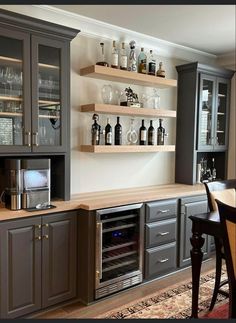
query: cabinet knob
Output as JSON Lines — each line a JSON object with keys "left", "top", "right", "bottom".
{"left": 43, "top": 234, "right": 49, "bottom": 239}
{"left": 35, "top": 224, "right": 41, "bottom": 229}
{"left": 35, "top": 236, "right": 41, "bottom": 240}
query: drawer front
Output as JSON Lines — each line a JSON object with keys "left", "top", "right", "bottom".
{"left": 146, "top": 218, "right": 176, "bottom": 248}
{"left": 146, "top": 199, "right": 177, "bottom": 223}
{"left": 145, "top": 242, "right": 176, "bottom": 279}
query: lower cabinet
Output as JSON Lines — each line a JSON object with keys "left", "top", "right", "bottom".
{"left": 178, "top": 195, "right": 209, "bottom": 267}
{"left": 0, "top": 211, "right": 77, "bottom": 318}
{"left": 145, "top": 199, "right": 177, "bottom": 280}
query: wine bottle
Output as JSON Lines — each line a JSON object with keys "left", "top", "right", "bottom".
{"left": 156, "top": 62, "right": 165, "bottom": 78}
{"left": 148, "top": 120, "right": 155, "bottom": 145}
{"left": 111, "top": 40, "right": 118, "bottom": 69}
{"left": 212, "top": 158, "right": 217, "bottom": 181}
{"left": 148, "top": 50, "right": 156, "bottom": 75}
{"left": 139, "top": 119, "right": 147, "bottom": 145}
{"left": 105, "top": 118, "right": 112, "bottom": 145}
{"left": 115, "top": 116, "right": 122, "bottom": 145}
{"left": 120, "top": 42, "right": 128, "bottom": 70}
{"left": 157, "top": 118, "right": 165, "bottom": 145}
{"left": 96, "top": 42, "right": 109, "bottom": 67}
{"left": 91, "top": 113, "right": 101, "bottom": 145}
{"left": 138, "top": 47, "right": 147, "bottom": 74}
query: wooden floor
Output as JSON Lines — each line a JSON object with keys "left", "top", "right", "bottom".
{"left": 31, "top": 257, "right": 216, "bottom": 319}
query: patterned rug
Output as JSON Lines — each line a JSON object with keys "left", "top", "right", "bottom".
{"left": 98, "top": 269, "right": 229, "bottom": 319}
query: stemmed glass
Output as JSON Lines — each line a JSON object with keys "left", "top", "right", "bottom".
{"left": 126, "top": 119, "right": 138, "bottom": 145}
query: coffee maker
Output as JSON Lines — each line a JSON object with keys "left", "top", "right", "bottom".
{"left": 4, "top": 159, "right": 22, "bottom": 210}
{"left": 21, "top": 159, "right": 51, "bottom": 209}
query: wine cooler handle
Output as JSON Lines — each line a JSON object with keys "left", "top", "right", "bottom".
{"left": 96, "top": 221, "right": 103, "bottom": 287}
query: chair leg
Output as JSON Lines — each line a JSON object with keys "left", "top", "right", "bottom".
{"left": 209, "top": 238, "right": 223, "bottom": 311}
{"left": 229, "top": 290, "right": 236, "bottom": 318}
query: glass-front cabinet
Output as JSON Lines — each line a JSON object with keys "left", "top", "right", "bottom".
{"left": 198, "top": 73, "right": 229, "bottom": 151}
{"left": 0, "top": 27, "right": 67, "bottom": 153}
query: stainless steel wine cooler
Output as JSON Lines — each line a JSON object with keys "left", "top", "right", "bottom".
{"left": 95, "top": 203, "right": 144, "bottom": 299}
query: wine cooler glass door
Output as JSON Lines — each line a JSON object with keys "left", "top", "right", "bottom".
{"left": 31, "top": 36, "right": 68, "bottom": 152}
{"left": 0, "top": 28, "right": 31, "bottom": 153}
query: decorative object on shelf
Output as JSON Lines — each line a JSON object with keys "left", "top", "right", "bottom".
{"left": 126, "top": 118, "right": 138, "bottom": 145}
{"left": 120, "top": 87, "right": 140, "bottom": 108}
{"left": 156, "top": 62, "right": 166, "bottom": 78}
{"left": 101, "top": 84, "right": 113, "bottom": 104}
{"left": 48, "top": 106, "right": 60, "bottom": 130}
{"left": 128, "top": 40, "right": 137, "bottom": 72}
{"left": 147, "top": 88, "right": 160, "bottom": 109}
{"left": 138, "top": 47, "right": 147, "bottom": 74}
{"left": 111, "top": 40, "right": 118, "bottom": 69}
{"left": 96, "top": 42, "right": 109, "bottom": 67}
{"left": 91, "top": 113, "right": 101, "bottom": 145}
{"left": 120, "top": 42, "right": 128, "bottom": 70}
{"left": 148, "top": 50, "right": 156, "bottom": 76}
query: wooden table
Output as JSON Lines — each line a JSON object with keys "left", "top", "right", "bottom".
{"left": 189, "top": 211, "right": 221, "bottom": 318}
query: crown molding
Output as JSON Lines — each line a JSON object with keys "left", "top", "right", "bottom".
{"left": 217, "top": 51, "right": 236, "bottom": 71}
{"left": 0, "top": 4, "right": 217, "bottom": 64}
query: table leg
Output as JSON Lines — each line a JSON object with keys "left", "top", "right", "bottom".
{"left": 190, "top": 225, "right": 205, "bottom": 318}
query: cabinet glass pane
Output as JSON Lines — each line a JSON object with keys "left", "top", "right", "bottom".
{"left": 38, "top": 45, "right": 61, "bottom": 146}
{"left": 216, "top": 82, "right": 227, "bottom": 146}
{"left": 200, "top": 79, "right": 213, "bottom": 147}
{"left": 0, "top": 35, "right": 23, "bottom": 146}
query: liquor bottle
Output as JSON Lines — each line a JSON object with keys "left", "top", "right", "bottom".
{"left": 212, "top": 158, "right": 217, "bottom": 181}
{"left": 91, "top": 113, "right": 101, "bottom": 145}
{"left": 148, "top": 120, "right": 155, "bottom": 145}
{"left": 157, "top": 118, "right": 165, "bottom": 145}
{"left": 148, "top": 50, "right": 156, "bottom": 75}
{"left": 105, "top": 118, "right": 112, "bottom": 145}
{"left": 138, "top": 47, "right": 147, "bottom": 74}
{"left": 139, "top": 119, "right": 147, "bottom": 145}
{"left": 111, "top": 40, "right": 118, "bottom": 69}
{"left": 128, "top": 40, "right": 137, "bottom": 72}
{"left": 115, "top": 116, "right": 122, "bottom": 145}
{"left": 120, "top": 42, "right": 128, "bottom": 70}
{"left": 96, "top": 42, "right": 109, "bottom": 67}
{"left": 156, "top": 62, "right": 165, "bottom": 78}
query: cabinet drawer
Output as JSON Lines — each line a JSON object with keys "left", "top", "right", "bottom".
{"left": 146, "top": 199, "right": 177, "bottom": 222}
{"left": 145, "top": 243, "right": 176, "bottom": 279}
{"left": 146, "top": 218, "right": 176, "bottom": 248}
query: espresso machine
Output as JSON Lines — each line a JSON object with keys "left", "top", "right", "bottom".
{"left": 4, "top": 159, "right": 22, "bottom": 210}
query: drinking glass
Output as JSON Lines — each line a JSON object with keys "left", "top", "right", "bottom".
{"left": 5, "top": 67, "right": 15, "bottom": 96}
{"left": 126, "top": 119, "right": 138, "bottom": 145}
{"left": 101, "top": 84, "right": 113, "bottom": 104}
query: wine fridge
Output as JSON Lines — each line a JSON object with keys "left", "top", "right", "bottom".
{"left": 95, "top": 203, "right": 144, "bottom": 299}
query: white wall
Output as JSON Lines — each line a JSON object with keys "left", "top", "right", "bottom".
{"left": 2, "top": 5, "right": 233, "bottom": 195}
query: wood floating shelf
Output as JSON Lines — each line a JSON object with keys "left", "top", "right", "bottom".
{"left": 80, "top": 145, "right": 175, "bottom": 153}
{"left": 80, "top": 104, "right": 176, "bottom": 118}
{"left": 80, "top": 65, "right": 177, "bottom": 89}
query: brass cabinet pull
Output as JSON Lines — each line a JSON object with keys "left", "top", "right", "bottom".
{"left": 157, "top": 258, "right": 169, "bottom": 263}
{"left": 43, "top": 234, "right": 49, "bottom": 239}
{"left": 35, "top": 224, "right": 41, "bottom": 229}
{"left": 25, "top": 131, "right": 31, "bottom": 147}
{"left": 157, "top": 231, "right": 169, "bottom": 236}
{"left": 33, "top": 132, "right": 39, "bottom": 146}
{"left": 158, "top": 209, "right": 169, "bottom": 214}
{"left": 35, "top": 236, "right": 41, "bottom": 240}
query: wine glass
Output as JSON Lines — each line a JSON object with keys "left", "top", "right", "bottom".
{"left": 126, "top": 119, "right": 138, "bottom": 145}
{"left": 5, "top": 67, "right": 15, "bottom": 96}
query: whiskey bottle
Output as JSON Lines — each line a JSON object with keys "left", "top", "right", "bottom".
{"left": 120, "top": 42, "right": 128, "bottom": 70}
{"left": 96, "top": 42, "right": 109, "bottom": 67}
{"left": 105, "top": 118, "right": 112, "bottom": 145}
{"left": 91, "top": 113, "right": 101, "bottom": 145}
{"left": 115, "top": 116, "right": 122, "bottom": 145}
{"left": 139, "top": 119, "right": 147, "bottom": 145}
{"left": 128, "top": 40, "right": 137, "bottom": 72}
{"left": 148, "top": 50, "right": 156, "bottom": 75}
{"left": 111, "top": 40, "right": 118, "bottom": 69}
{"left": 138, "top": 47, "right": 147, "bottom": 74}
{"left": 148, "top": 120, "right": 155, "bottom": 145}
{"left": 157, "top": 119, "right": 165, "bottom": 145}
{"left": 156, "top": 62, "right": 165, "bottom": 78}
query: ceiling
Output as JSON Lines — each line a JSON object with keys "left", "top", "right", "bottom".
{"left": 53, "top": 5, "right": 236, "bottom": 56}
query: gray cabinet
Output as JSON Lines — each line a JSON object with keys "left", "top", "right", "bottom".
{"left": 0, "top": 211, "right": 77, "bottom": 318}
{"left": 175, "top": 62, "right": 234, "bottom": 185}
{"left": 179, "top": 195, "right": 209, "bottom": 267}
{"left": 145, "top": 199, "right": 177, "bottom": 280}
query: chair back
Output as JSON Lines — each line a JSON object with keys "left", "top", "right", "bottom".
{"left": 204, "top": 179, "right": 236, "bottom": 212}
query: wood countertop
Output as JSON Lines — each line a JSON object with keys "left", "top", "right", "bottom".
{"left": 0, "top": 183, "right": 206, "bottom": 222}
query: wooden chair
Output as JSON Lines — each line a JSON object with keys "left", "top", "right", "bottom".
{"left": 204, "top": 179, "right": 236, "bottom": 310}
{"left": 216, "top": 199, "right": 236, "bottom": 318}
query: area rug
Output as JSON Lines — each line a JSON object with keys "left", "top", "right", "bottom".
{"left": 97, "top": 269, "right": 229, "bottom": 319}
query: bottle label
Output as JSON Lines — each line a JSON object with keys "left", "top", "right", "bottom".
{"left": 141, "top": 130, "right": 147, "bottom": 141}
{"left": 120, "top": 56, "right": 128, "bottom": 68}
{"left": 112, "top": 54, "right": 118, "bottom": 67}
{"left": 106, "top": 132, "right": 112, "bottom": 144}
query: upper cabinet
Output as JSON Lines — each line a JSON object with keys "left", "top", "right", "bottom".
{"left": 175, "top": 62, "right": 234, "bottom": 185}
{"left": 0, "top": 9, "right": 79, "bottom": 154}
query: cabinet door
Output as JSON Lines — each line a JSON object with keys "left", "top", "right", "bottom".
{"left": 0, "top": 26, "right": 31, "bottom": 153}
{"left": 0, "top": 217, "right": 41, "bottom": 318}
{"left": 197, "top": 74, "right": 216, "bottom": 151}
{"left": 31, "top": 35, "right": 69, "bottom": 153}
{"left": 42, "top": 211, "right": 77, "bottom": 308}
{"left": 179, "top": 197, "right": 210, "bottom": 267}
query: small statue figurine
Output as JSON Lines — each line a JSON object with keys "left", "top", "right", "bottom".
{"left": 128, "top": 40, "right": 137, "bottom": 72}
{"left": 120, "top": 87, "right": 140, "bottom": 108}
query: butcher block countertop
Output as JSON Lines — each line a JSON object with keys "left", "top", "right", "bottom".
{"left": 0, "top": 183, "right": 206, "bottom": 222}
